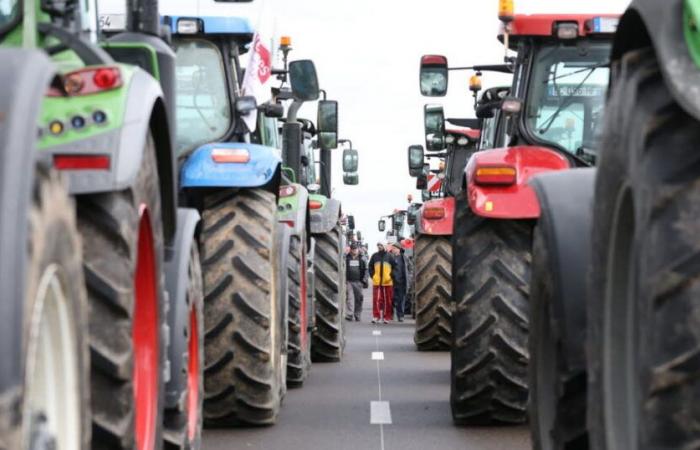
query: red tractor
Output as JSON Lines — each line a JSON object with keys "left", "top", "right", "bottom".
{"left": 407, "top": 120, "right": 480, "bottom": 351}
{"left": 420, "top": 5, "right": 618, "bottom": 424}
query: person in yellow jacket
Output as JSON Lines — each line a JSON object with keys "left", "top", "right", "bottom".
{"left": 368, "top": 242, "right": 397, "bottom": 323}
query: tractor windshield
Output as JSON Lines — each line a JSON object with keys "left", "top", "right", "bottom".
{"left": 173, "top": 38, "right": 232, "bottom": 155}
{"left": 0, "top": 0, "right": 19, "bottom": 31}
{"left": 525, "top": 42, "right": 610, "bottom": 157}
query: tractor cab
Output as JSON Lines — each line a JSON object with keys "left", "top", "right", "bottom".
{"left": 165, "top": 15, "right": 257, "bottom": 156}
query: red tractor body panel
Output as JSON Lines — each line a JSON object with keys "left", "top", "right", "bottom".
{"left": 419, "top": 197, "right": 455, "bottom": 236}
{"left": 465, "top": 146, "right": 570, "bottom": 219}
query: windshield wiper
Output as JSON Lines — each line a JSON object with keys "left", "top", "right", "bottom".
{"left": 544, "top": 61, "right": 609, "bottom": 84}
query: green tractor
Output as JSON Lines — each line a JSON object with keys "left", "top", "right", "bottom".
{"left": 528, "top": 0, "right": 700, "bottom": 448}
{"left": 0, "top": 0, "right": 209, "bottom": 449}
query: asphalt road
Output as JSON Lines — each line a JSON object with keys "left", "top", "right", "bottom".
{"left": 203, "top": 290, "right": 531, "bottom": 450}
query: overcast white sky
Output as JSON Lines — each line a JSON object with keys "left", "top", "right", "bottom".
{"left": 261, "top": 0, "right": 632, "bottom": 246}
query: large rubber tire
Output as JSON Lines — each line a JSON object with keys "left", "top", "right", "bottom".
{"left": 3, "top": 168, "right": 91, "bottom": 450}
{"left": 450, "top": 195, "right": 532, "bottom": 425}
{"left": 287, "top": 233, "right": 312, "bottom": 387}
{"left": 77, "top": 135, "right": 168, "bottom": 450}
{"left": 164, "top": 242, "right": 204, "bottom": 450}
{"left": 311, "top": 224, "right": 346, "bottom": 363}
{"left": 199, "top": 188, "right": 282, "bottom": 426}
{"left": 413, "top": 234, "right": 452, "bottom": 351}
{"left": 588, "top": 48, "right": 700, "bottom": 450}
{"left": 529, "top": 223, "right": 586, "bottom": 450}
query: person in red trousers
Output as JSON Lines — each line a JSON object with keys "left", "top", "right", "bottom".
{"left": 368, "top": 242, "right": 397, "bottom": 323}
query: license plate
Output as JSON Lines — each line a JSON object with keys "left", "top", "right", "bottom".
{"left": 591, "top": 17, "right": 619, "bottom": 34}
{"left": 99, "top": 14, "right": 126, "bottom": 32}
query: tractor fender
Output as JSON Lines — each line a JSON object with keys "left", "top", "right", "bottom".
{"left": 310, "top": 197, "right": 341, "bottom": 235}
{"left": 42, "top": 68, "right": 178, "bottom": 241}
{"left": 530, "top": 168, "right": 596, "bottom": 371}
{"left": 0, "top": 49, "right": 56, "bottom": 398}
{"left": 180, "top": 142, "right": 282, "bottom": 189}
{"left": 465, "top": 145, "right": 570, "bottom": 219}
{"left": 278, "top": 183, "right": 310, "bottom": 238}
{"left": 613, "top": 0, "right": 700, "bottom": 122}
{"left": 163, "top": 207, "right": 201, "bottom": 409}
{"left": 417, "top": 197, "right": 455, "bottom": 236}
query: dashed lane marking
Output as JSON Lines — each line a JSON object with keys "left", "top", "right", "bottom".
{"left": 372, "top": 330, "right": 381, "bottom": 336}
{"left": 372, "top": 351, "right": 384, "bottom": 361}
{"left": 370, "top": 401, "right": 392, "bottom": 425}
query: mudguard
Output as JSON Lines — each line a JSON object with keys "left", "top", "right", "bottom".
{"left": 180, "top": 142, "right": 281, "bottom": 189}
{"left": 163, "top": 208, "right": 201, "bottom": 408}
{"left": 465, "top": 146, "right": 570, "bottom": 219}
{"left": 416, "top": 197, "right": 455, "bottom": 236}
{"left": 278, "top": 183, "right": 310, "bottom": 238}
{"left": 0, "top": 49, "right": 55, "bottom": 398}
{"left": 530, "top": 168, "right": 596, "bottom": 370}
{"left": 39, "top": 68, "right": 178, "bottom": 240}
{"left": 310, "top": 196, "right": 341, "bottom": 235}
{"left": 613, "top": 0, "right": 700, "bottom": 122}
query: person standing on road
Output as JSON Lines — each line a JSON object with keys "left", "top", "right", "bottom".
{"left": 369, "top": 243, "right": 396, "bottom": 324}
{"left": 345, "top": 243, "right": 368, "bottom": 322}
{"left": 390, "top": 242, "right": 410, "bottom": 322}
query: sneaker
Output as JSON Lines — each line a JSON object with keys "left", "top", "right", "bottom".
{"left": 371, "top": 318, "right": 377, "bottom": 324}
{"left": 398, "top": 318, "right": 404, "bottom": 322}
{"left": 383, "top": 319, "right": 389, "bottom": 324}
{"left": 345, "top": 316, "right": 353, "bottom": 322}
{"left": 355, "top": 317, "right": 361, "bottom": 322}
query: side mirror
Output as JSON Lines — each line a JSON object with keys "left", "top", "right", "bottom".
{"left": 289, "top": 60, "right": 320, "bottom": 101}
{"left": 408, "top": 145, "right": 424, "bottom": 177}
{"left": 342, "top": 148, "right": 359, "bottom": 172}
{"left": 343, "top": 172, "right": 359, "bottom": 185}
{"left": 235, "top": 95, "right": 258, "bottom": 115}
{"left": 317, "top": 100, "right": 338, "bottom": 150}
{"left": 420, "top": 55, "right": 448, "bottom": 97}
{"left": 348, "top": 215, "right": 356, "bottom": 230}
{"left": 378, "top": 220, "right": 386, "bottom": 232}
{"left": 260, "top": 102, "right": 284, "bottom": 118}
{"left": 424, "top": 104, "right": 446, "bottom": 151}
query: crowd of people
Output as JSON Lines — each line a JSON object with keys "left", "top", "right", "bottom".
{"left": 344, "top": 241, "right": 413, "bottom": 324}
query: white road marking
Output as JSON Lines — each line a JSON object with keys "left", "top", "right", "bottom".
{"left": 372, "top": 351, "right": 384, "bottom": 361}
{"left": 372, "top": 330, "right": 381, "bottom": 336}
{"left": 370, "top": 401, "right": 392, "bottom": 424}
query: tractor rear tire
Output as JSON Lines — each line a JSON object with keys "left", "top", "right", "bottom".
{"left": 77, "top": 135, "right": 168, "bottom": 450}
{"left": 200, "top": 188, "right": 282, "bottom": 426}
{"left": 164, "top": 242, "right": 204, "bottom": 450}
{"left": 413, "top": 234, "right": 452, "bottom": 351}
{"left": 588, "top": 48, "right": 700, "bottom": 450}
{"left": 529, "top": 223, "right": 587, "bottom": 450}
{"left": 450, "top": 195, "right": 531, "bottom": 425}
{"left": 287, "top": 233, "right": 312, "bottom": 387}
{"left": 311, "top": 224, "right": 346, "bottom": 363}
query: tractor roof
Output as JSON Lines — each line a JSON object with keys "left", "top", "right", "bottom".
{"left": 167, "top": 15, "right": 254, "bottom": 41}
{"left": 498, "top": 14, "right": 620, "bottom": 47}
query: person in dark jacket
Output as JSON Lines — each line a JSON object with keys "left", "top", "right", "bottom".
{"left": 369, "top": 243, "right": 396, "bottom": 323}
{"left": 345, "top": 243, "right": 368, "bottom": 321}
{"left": 390, "top": 242, "right": 410, "bottom": 321}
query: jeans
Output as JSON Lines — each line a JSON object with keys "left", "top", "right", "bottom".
{"left": 346, "top": 280, "right": 364, "bottom": 319}
{"left": 393, "top": 283, "right": 406, "bottom": 319}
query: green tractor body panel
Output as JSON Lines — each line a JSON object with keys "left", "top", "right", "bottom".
{"left": 309, "top": 194, "right": 341, "bottom": 235}
{"left": 684, "top": 0, "right": 700, "bottom": 66}
{"left": 38, "top": 63, "right": 133, "bottom": 150}
{"left": 101, "top": 42, "right": 162, "bottom": 80}
{"left": 278, "top": 183, "right": 310, "bottom": 237}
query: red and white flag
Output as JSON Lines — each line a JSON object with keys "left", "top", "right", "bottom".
{"left": 241, "top": 32, "right": 273, "bottom": 132}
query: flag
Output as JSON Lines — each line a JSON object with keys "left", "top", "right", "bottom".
{"left": 241, "top": 32, "right": 273, "bottom": 132}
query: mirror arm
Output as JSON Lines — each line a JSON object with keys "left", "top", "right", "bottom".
{"left": 287, "top": 99, "right": 304, "bottom": 123}
{"left": 319, "top": 89, "right": 327, "bottom": 100}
